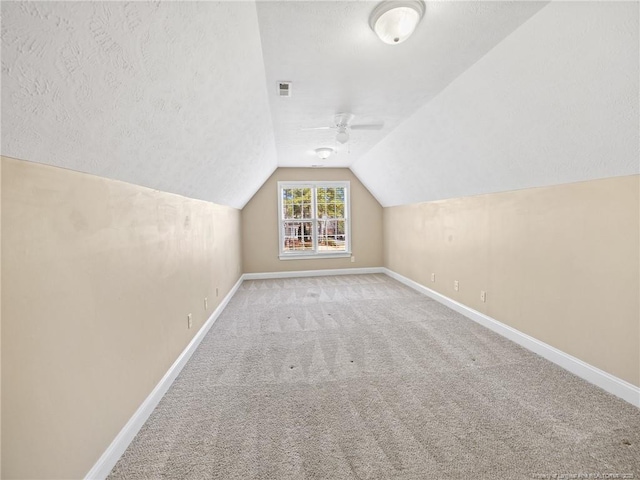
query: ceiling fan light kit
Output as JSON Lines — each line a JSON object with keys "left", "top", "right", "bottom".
{"left": 336, "top": 129, "right": 350, "bottom": 144}
{"left": 370, "top": 0, "right": 426, "bottom": 45}
{"left": 315, "top": 147, "right": 335, "bottom": 159}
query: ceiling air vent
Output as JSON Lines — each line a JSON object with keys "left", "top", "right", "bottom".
{"left": 277, "top": 81, "right": 292, "bottom": 97}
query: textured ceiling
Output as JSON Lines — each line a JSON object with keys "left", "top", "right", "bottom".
{"left": 1, "top": 1, "right": 638, "bottom": 208}
{"left": 351, "top": 1, "right": 639, "bottom": 206}
{"left": 1, "top": 1, "right": 277, "bottom": 209}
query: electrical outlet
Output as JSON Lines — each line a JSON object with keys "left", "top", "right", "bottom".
{"left": 431, "top": 273, "right": 435, "bottom": 282}
{"left": 351, "top": 255, "right": 356, "bottom": 263}
{"left": 454, "top": 280, "right": 459, "bottom": 291}
{"left": 481, "top": 291, "right": 486, "bottom": 302}
{"left": 204, "top": 297, "right": 208, "bottom": 310}
{"left": 187, "top": 313, "right": 192, "bottom": 329}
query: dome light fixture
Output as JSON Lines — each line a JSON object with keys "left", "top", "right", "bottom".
{"left": 315, "top": 147, "right": 335, "bottom": 159}
{"left": 369, "top": 0, "right": 425, "bottom": 45}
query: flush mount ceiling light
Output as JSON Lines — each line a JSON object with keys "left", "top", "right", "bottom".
{"left": 315, "top": 147, "right": 335, "bottom": 159}
{"left": 369, "top": 0, "right": 425, "bottom": 45}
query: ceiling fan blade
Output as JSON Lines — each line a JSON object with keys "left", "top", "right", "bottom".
{"left": 350, "top": 123, "right": 384, "bottom": 130}
{"left": 301, "top": 126, "right": 334, "bottom": 131}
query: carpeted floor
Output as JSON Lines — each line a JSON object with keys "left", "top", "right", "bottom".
{"left": 108, "top": 274, "right": 640, "bottom": 479}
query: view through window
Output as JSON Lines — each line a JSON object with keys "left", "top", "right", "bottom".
{"left": 278, "top": 181, "right": 350, "bottom": 257}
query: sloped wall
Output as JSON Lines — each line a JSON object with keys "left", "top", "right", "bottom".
{"left": 1, "top": 156, "right": 242, "bottom": 479}
{"left": 242, "top": 168, "right": 383, "bottom": 273}
{"left": 1, "top": 1, "right": 277, "bottom": 209}
{"left": 0, "top": 156, "right": 2, "bottom": 477}
{"left": 352, "top": 1, "right": 638, "bottom": 207}
{"left": 384, "top": 175, "right": 640, "bottom": 387}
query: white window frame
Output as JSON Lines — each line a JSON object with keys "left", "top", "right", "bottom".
{"left": 278, "top": 181, "right": 351, "bottom": 260}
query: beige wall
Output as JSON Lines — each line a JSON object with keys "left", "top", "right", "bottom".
{"left": 2, "top": 155, "right": 636, "bottom": 478}
{"left": 384, "top": 175, "right": 640, "bottom": 387}
{"left": 0, "top": 157, "right": 2, "bottom": 478}
{"left": 1, "top": 156, "right": 242, "bottom": 479}
{"left": 242, "top": 168, "right": 383, "bottom": 273}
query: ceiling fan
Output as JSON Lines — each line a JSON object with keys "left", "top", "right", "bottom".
{"left": 303, "top": 113, "right": 384, "bottom": 144}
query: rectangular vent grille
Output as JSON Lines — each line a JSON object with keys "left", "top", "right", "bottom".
{"left": 278, "top": 81, "right": 292, "bottom": 97}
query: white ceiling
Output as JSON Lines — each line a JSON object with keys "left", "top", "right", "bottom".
{"left": 1, "top": 1, "right": 638, "bottom": 208}
{"left": 352, "top": 0, "right": 640, "bottom": 206}
{"left": 1, "top": 1, "right": 277, "bottom": 209}
{"left": 256, "top": 0, "right": 547, "bottom": 167}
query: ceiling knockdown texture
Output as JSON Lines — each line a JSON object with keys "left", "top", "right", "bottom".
{"left": 1, "top": 1, "right": 277, "bottom": 209}
{"left": 1, "top": 1, "right": 638, "bottom": 208}
{"left": 352, "top": 1, "right": 639, "bottom": 206}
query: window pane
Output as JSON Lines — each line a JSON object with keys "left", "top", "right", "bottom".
{"left": 283, "top": 204, "right": 294, "bottom": 218}
{"left": 302, "top": 203, "right": 312, "bottom": 219}
{"left": 283, "top": 221, "right": 313, "bottom": 252}
{"left": 327, "top": 203, "right": 336, "bottom": 218}
{"left": 317, "top": 188, "right": 343, "bottom": 219}
{"left": 317, "top": 219, "right": 346, "bottom": 252}
{"left": 284, "top": 188, "right": 311, "bottom": 204}
{"left": 317, "top": 187, "right": 344, "bottom": 220}
{"left": 317, "top": 200, "right": 325, "bottom": 217}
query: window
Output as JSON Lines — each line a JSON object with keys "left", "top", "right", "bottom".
{"left": 278, "top": 181, "right": 351, "bottom": 259}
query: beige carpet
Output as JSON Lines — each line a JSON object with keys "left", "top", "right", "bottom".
{"left": 109, "top": 274, "right": 640, "bottom": 479}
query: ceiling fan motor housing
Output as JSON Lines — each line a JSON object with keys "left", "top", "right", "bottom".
{"left": 335, "top": 113, "right": 355, "bottom": 128}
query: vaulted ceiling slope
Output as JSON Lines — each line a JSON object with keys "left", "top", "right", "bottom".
{"left": 255, "top": 0, "right": 548, "bottom": 169}
{"left": 1, "top": 1, "right": 551, "bottom": 209}
{"left": 1, "top": 1, "right": 277, "bottom": 209}
{"left": 2, "top": 2, "right": 637, "bottom": 209}
{"left": 352, "top": 1, "right": 639, "bottom": 207}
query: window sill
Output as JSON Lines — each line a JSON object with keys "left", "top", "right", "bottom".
{"left": 279, "top": 252, "right": 352, "bottom": 261}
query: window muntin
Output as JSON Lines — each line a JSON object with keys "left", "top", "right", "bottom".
{"left": 278, "top": 181, "right": 350, "bottom": 258}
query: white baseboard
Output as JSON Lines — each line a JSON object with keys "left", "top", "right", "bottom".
{"left": 243, "top": 267, "right": 384, "bottom": 280}
{"left": 84, "top": 276, "right": 244, "bottom": 480}
{"left": 382, "top": 268, "right": 640, "bottom": 408}
{"left": 86, "top": 266, "right": 639, "bottom": 479}
{"left": 84, "top": 268, "right": 381, "bottom": 478}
